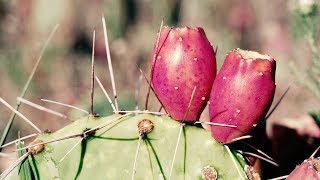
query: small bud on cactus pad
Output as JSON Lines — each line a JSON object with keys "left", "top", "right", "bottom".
{"left": 9, "top": 114, "right": 248, "bottom": 179}
{"left": 151, "top": 26, "right": 216, "bottom": 122}
{"left": 209, "top": 48, "right": 276, "bottom": 143}
{"left": 287, "top": 157, "right": 320, "bottom": 180}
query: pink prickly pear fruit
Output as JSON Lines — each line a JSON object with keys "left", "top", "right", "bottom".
{"left": 209, "top": 48, "right": 276, "bottom": 143}
{"left": 151, "top": 26, "right": 216, "bottom": 122}
{"left": 287, "top": 157, "right": 320, "bottom": 180}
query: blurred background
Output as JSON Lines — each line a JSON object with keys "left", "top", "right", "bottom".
{"left": 0, "top": 0, "right": 319, "bottom": 178}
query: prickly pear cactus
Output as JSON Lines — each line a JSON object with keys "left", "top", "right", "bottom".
{"left": 8, "top": 113, "right": 248, "bottom": 180}
{"left": 0, "top": 18, "right": 254, "bottom": 180}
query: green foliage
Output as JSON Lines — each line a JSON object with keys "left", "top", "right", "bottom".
{"left": 292, "top": 2, "right": 319, "bottom": 38}
{"left": 291, "top": 2, "right": 320, "bottom": 98}
{"left": 309, "top": 111, "right": 320, "bottom": 126}
{"left": 299, "top": 3, "right": 319, "bottom": 18}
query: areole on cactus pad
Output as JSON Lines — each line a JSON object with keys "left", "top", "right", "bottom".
{"left": 209, "top": 48, "right": 276, "bottom": 144}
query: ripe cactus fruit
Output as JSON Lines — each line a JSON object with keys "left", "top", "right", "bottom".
{"left": 209, "top": 48, "right": 276, "bottom": 143}
{"left": 8, "top": 114, "right": 248, "bottom": 179}
{"left": 151, "top": 26, "right": 216, "bottom": 122}
{"left": 287, "top": 157, "right": 320, "bottom": 180}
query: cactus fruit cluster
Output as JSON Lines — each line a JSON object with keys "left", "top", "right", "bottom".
{"left": 0, "top": 19, "right": 318, "bottom": 180}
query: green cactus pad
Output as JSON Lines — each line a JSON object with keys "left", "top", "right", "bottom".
{"left": 9, "top": 113, "right": 248, "bottom": 180}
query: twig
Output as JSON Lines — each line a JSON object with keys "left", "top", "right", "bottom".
{"left": 229, "top": 135, "right": 253, "bottom": 143}
{"left": 194, "top": 121, "right": 237, "bottom": 128}
{"left": 83, "top": 113, "right": 132, "bottom": 135}
{"left": 267, "top": 175, "right": 289, "bottom": 180}
{"left": 102, "top": 15, "right": 119, "bottom": 113}
{"left": 137, "top": 65, "right": 168, "bottom": 114}
{"left": 16, "top": 133, "right": 82, "bottom": 152}
{"left": 310, "top": 145, "right": 320, "bottom": 158}
{"left": 238, "top": 151, "right": 279, "bottom": 167}
{"left": 169, "top": 86, "right": 197, "bottom": 179}
{"left": 59, "top": 138, "right": 82, "bottom": 163}
{"left": 135, "top": 73, "right": 143, "bottom": 111}
{"left": 145, "top": 19, "right": 164, "bottom": 110}
{"left": 16, "top": 113, "right": 132, "bottom": 152}
{"left": 224, "top": 145, "right": 245, "bottom": 180}
{"left": 90, "top": 30, "right": 96, "bottom": 115}
{"left": 168, "top": 124, "right": 184, "bottom": 180}
{"left": 241, "top": 141, "right": 275, "bottom": 161}
{"left": 95, "top": 76, "right": 117, "bottom": 112}
{"left": 116, "top": 110, "right": 165, "bottom": 116}
{"left": 17, "top": 97, "right": 70, "bottom": 121}
{"left": 131, "top": 135, "right": 143, "bottom": 180}
{"left": 0, "top": 152, "right": 30, "bottom": 180}
{"left": 264, "top": 86, "right": 290, "bottom": 121}
{"left": 0, "top": 98, "right": 41, "bottom": 133}
{"left": 0, "top": 133, "right": 38, "bottom": 149}
{"left": 183, "top": 86, "right": 197, "bottom": 121}
{"left": 214, "top": 45, "right": 218, "bottom": 58}
{"left": 41, "top": 98, "right": 89, "bottom": 114}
